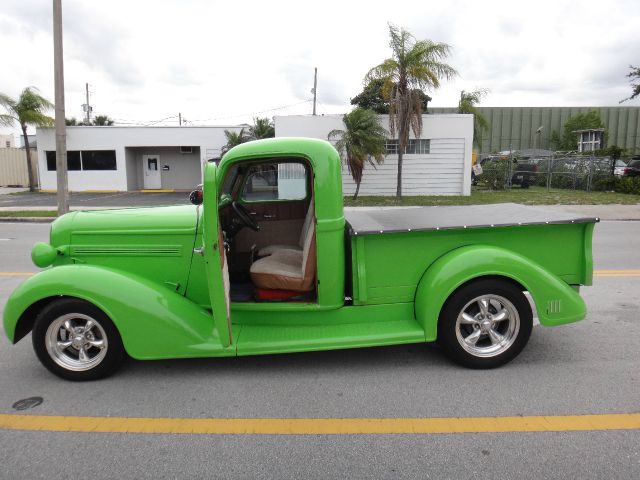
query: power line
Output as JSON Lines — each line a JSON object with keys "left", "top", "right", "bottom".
{"left": 188, "top": 99, "right": 313, "bottom": 123}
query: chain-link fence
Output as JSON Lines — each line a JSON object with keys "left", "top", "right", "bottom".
{"left": 475, "top": 150, "right": 626, "bottom": 192}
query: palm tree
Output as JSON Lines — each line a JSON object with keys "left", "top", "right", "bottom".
{"left": 248, "top": 117, "right": 275, "bottom": 140}
{"left": 0, "top": 87, "right": 54, "bottom": 191}
{"left": 221, "top": 128, "right": 250, "bottom": 154}
{"left": 458, "top": 89, "right": 490, "bottom": 150}
{"left": 366, "top": 24, "right": 457, "bottom": 197}
{"left": 328, "top": 108, "right": 387, "bottom": 200}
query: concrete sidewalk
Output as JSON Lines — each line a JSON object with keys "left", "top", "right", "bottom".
{"left": 535, "top": 204, "right": 640, "bottom": 221}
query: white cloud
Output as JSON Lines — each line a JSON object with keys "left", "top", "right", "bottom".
{"left": 1, "top": 0, "right": 639, "bottom": 139}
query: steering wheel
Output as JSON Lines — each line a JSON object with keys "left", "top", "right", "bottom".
{"left": 231, "top": 201, "right": 260, "bottom": 232}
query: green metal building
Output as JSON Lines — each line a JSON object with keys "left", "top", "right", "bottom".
{"left": 429, "top": 106, "right": 640, "bottom": 155}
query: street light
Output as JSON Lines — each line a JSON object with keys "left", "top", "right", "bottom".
{"left": 534, "top": 126, "right": 544, "bottom": 150}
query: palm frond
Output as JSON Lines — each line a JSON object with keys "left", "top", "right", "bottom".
{"left": 364, "top": 59, "right": 399, "bottom": 84}
{"left": 0, "top": 113, "right": 16, "bottom": 127}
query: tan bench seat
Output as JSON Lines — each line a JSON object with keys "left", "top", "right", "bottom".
{"left": 250, "top": 210, "right": 316, "bottom": 292}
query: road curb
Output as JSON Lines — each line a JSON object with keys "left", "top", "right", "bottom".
{"left": 0, "top": 217, "right": 55, "bottom": 223}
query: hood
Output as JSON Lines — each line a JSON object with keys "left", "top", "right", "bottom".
{"left": 50, "top": 205, "right": 199, "bottom": 246}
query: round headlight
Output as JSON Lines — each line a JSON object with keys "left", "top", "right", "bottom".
{"left": 31, "top": 242, "right": 58, "bottom": 268}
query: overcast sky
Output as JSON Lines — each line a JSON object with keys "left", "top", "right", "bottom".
{"left": 1, "top": 0, "right": 639, "bottom": 137}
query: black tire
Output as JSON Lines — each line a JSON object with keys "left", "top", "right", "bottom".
{"left": 437, "top": 278, "right": 533, "bottom": 369}
{"left": 32, "top": 298, "right": 126, "bottom": 381}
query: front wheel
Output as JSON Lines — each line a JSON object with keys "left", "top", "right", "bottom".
{"left": 32, "top": 298, "right": 125, "bottom": 381}
{"left": 437, "top": 279, "right": 533, "bottom": 369}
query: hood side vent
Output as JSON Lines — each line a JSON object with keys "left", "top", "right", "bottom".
{"left": 71, "top": 245, "right": 183, "bottom": 256}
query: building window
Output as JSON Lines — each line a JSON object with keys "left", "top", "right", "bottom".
{"left": 81, "top": 150, "right": 117, "bottom": 170}
{"left": 385, "top": 139, "right": 399, "bottom": 155}
{"left": 407, "top": 139, "right": 431, "bottom": 154}
{"left": 46, "top": 151, "right": 81, "bottom": 171}
{"left": 45, "top": 150, "right": 116, "bottom": 171}
{"left": 384, "top": 139, "right": 430, "bottom": 155}
{"left": 576, "top": 130, "right": 604, "bottom": 152}
{"left": 5, "top": 141, "right": 10, "bottom": 148}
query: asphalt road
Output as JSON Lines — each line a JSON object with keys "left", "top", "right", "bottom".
{"left": 0, "top": 221, "right": 638, "bottom": 479}
{"left": 0, "top": 191, "right": 191, "bottom": 208}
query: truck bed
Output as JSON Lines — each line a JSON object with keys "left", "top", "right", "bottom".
{"left": 345, "top": 203, "right": 598, "bottom": 306}
{"left": 345, "top": 203, "right": 598, "bottom": 235}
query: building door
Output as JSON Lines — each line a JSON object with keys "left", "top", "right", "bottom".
{"left": 143, "top": 155, "right": 161, "bottom": 189}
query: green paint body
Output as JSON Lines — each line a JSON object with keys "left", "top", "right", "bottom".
{"left": 3, "top": 138, "right": 595, "bottom": 359}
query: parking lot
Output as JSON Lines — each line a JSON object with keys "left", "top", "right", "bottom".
{"left": 0, "top": 220, "right": 638, "bottom": 479}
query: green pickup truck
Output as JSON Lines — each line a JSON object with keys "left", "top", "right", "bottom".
{"left": 3, "top": 138, "right": 598, "bottom": 380}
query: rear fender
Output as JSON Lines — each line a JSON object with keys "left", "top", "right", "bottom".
{"left": 414, "top": 245, "right": 587, "bottom": 341}
{"left": 3, "top": 265, "right": 234, "bottom": 359}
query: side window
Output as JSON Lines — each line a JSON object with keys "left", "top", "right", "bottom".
{"left": 241, "top": 162, "right": 307, "bottom": 202}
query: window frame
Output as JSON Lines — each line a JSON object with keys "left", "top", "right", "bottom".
{"left": 238, "top": 159, "right": 310, "bottom": 204}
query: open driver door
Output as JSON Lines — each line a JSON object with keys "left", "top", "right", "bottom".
{"left": 202, "top": 162, "right": 233, "bottom": 348}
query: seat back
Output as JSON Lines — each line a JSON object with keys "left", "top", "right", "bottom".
{"left": 300, "top": 210, "right": 316, "bottom": 291}
{"left": 298, "top": 200, "right": 315, "bottom": 248}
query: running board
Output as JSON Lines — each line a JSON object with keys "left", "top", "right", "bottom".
{"left": 236, "top": 319, "right": 425, "bottom": 356}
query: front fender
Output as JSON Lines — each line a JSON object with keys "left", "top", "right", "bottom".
{"left": 3, "top": 265, "right": 234, "bottom": 359}
{"left": 414, "top": 245, "right": 587, "bottom": 341}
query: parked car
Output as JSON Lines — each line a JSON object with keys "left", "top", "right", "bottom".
{"left": 3, "top": 138, "right": 598, "bottom": 380}
{"left": 480, "top": 155, "right": 539, "bottom": 188}
{"left": 613, "top": 160, "right": 627, "bottom": 176}
{"left": 622, "top": 158, "right": 640, "bottom": 177}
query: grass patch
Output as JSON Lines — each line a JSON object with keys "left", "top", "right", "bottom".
{"left": 0, "top": 210, "right": 57, "bottom": 217}
{"left": 345, "top": 186, "right": 640, "bottom": 207}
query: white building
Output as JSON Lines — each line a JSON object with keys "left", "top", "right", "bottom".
{"left": 275, "top": 114, "right": 473, "bottom": 196}
{"left": 0, "top": 134, "right": 15, "bottom": 149}
{"left": 36, "top": 126, "right": 240, "bottom": 191}
{"left": 35, "top": 114, "right": 473, "bottom": 195}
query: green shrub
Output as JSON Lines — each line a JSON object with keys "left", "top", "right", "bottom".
{"left": 477, "top": 162, "right": 509, "bottom": 190}
{"left": 594, "top": 176, "right": 640, "bottom": 195}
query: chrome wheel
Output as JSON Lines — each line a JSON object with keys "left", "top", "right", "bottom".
{"left": 455, "top": 294, "right": 520, "bottom": 358}
{"left": 44, "top": 313, "right": 108, "bottom": 372}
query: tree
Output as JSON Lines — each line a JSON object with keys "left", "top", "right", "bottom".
{"left": 365, "top": 23, "right": 457, "bottom": 197}
{"left": 620, "top": 65, "right": 640, "bottom": 103}
{"left": 248, "top": 117, "right": 275, "bottom": 140}
{"left": 221, "top": 128, "right": 250, "bottom": 154}
{"left": 0, "top": 87, "right": 54, "bottom": 191}
{"left": 550, "top": 110, "right": 606, "bottom": 151}
{"left": 328, "top": 108, "right": 387, "bottom": 199}
{"left": 66, "top": 115, "right": 114, "bottom": 126}
{"left": 92, "top": 115, "right": 114, "bottom": 126}
{"left": 350, "top": 78, "right": 432, "bottom": 114}
{"left": 458, "top": 89, "right": 490, "bottom": 150}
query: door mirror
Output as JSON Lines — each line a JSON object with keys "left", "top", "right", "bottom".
{"left": 189, "top": 189, "right": 203, "bottom": 205}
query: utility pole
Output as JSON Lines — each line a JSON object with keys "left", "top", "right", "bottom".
{"left": 179, "top": 113, "right": 182, "bottom": 126}
{"left": 312, "top": 67, "right": 317, "bottom": 116}
{"left": 84, "top": 83, "right": 92, "bottom": 124}
{"left": 53, "top": 0, "right": 68, "bottom": 215}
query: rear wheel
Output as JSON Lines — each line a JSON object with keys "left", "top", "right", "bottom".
{"left": 32, "top": 298, "right": 125, "bottom": 381}
{"left": 438, "top": 279, "right": 533, "bottom": 369}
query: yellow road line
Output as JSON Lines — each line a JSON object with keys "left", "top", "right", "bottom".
{"left": 0, "top": 272, "right": 35, "bottom": 276}
{"left": 0, "top": 413, "right": 638, "bottom": 435}
{"left": 594, "top": 269, "right": 640, "bottom": 273}
{"left": 593, "top": 269, "right": 640, "bottom": 277}
{"left": 594, "top": 273, "right": 640, "bottom": 277}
